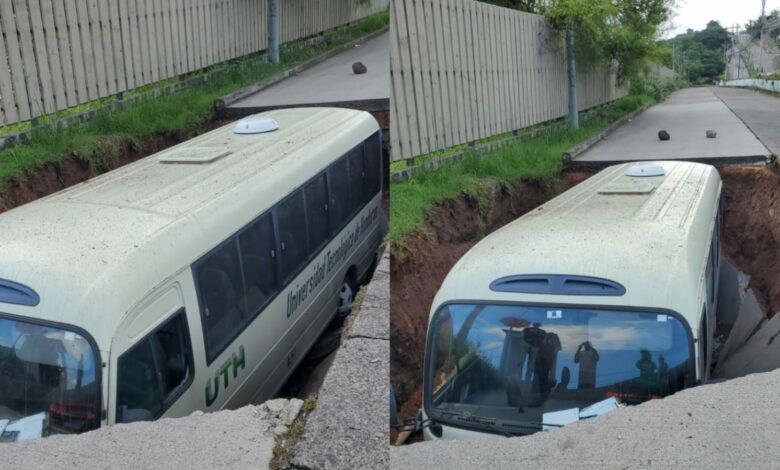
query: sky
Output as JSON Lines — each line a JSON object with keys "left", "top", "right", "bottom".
{"left": 664, "top": 0, "right": 780, "bottom": 38}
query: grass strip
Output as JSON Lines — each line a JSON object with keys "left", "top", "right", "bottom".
{"left": 0, "top": 11, "right": 388, "bottom": 187}
{"left": 388, "top": 94, "right": 654, "bottom": 246}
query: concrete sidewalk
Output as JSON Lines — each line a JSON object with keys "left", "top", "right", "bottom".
{"left": 228, "top": 32, "right": 389, "bottom": 111}
{"left": 575, "top": 88, "right": 769, "bottom": 163}
{"left": 391, "top": 368, "right": 780, "bottom": 469}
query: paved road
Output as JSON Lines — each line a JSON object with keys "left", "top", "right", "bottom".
{"left": 229, "top": 32, "right": 389, "bottom": 110}
{"left": 575, "top": 87, "right": 769, "bottom": 162}
{"left": 714, "top": 86, "right": 780, "bottom": 156}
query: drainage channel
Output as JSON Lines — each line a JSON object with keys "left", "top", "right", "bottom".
{"left": 390, "top": 164, "right": 780, "bottom": 444}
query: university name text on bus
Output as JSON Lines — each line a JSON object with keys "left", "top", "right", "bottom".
{"left": 285, "top": 206, "right": 379, "bottom": 318}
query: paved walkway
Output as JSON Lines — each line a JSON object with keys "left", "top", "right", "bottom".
{"left": 229, "top": 32, "right": 389, "bottom": 111}
{"left": 714, "top": 86, "right": 780, "bottom": 157}
{"left": 575, "top": 87, "right": 769, "bottom": 163}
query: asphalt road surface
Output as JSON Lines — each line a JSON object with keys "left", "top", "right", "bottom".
{"left": 575, "top": 87, "right": 769, "bottom": 163}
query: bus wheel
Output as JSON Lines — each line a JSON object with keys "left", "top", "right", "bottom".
{"left": 338, "top": 280, "right": 355, "bottom": 318}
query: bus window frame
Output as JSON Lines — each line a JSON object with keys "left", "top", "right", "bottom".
{"left": 0, "top": 310, "right": 103, "bottom": 432}
{"left": 422, "top": 299, "right": 696, "bottom": 437}
{"left": 192, "top": 131, "right": 384, "bottom": 365}
{"left": 115, "top": 307, "right": 195, "bottom": 422}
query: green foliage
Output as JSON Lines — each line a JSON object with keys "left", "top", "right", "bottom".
{"left": 629, "top": 75, "right": 684, "bottom": 101}
{"left": 665, "top": 21, "right": 730, "bottom": 83}
{"left": 543, "top": 0, "right": 673, "bottom": 82}
{"left": 389, "top": 95, "right": 654, "bottom": 245}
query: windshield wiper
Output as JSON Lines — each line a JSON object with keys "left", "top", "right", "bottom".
{"left": 437, "top": 410, "right": 539, "bottom": 437}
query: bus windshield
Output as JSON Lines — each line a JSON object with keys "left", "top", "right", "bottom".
{"left": 426, "top": 304, "right": 694, "bottom": 435}
{"left": 0, "top": 315, "right": 100, "bottom": 441}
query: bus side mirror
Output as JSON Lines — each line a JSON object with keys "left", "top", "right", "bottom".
{"left": 117, "top": 406, "right": 154, "bottom": 423}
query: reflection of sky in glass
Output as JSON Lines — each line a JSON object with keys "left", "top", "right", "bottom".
{"left": 0, "top": 317, "right": 97, "bottom": 387}
{"left": 443, "top": 305, "right": 690, "bottom": 389}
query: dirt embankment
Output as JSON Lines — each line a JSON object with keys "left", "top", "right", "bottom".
{"left": 390, "top": 173, "right": 590, "bottom": 414}
{"left": 720, "top": 166, "right": 780, "bottom": 316}
{"left": 390, "top": 165, "right": 780, "bottom": 422}
{"left": 0, "top": 120, "right": 231, "bottom": 212}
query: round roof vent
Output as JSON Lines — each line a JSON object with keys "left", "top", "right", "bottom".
{"left": 626, "top": 163, "right": 665, "bottom": 177}
{"left": 233, "top": 116, "right": 279, "bottom": 135}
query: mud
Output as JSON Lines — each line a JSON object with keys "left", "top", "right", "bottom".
{"left": 720, "top": 166, "right": 780, "bottom": 316}
{"left": 390, "top": 165, "right": 780, "bottom": 424}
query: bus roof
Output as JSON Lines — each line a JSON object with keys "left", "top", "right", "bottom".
{"left": 431, "top": 161, "right": 722, "bottom": 330}
{"left": 0, "top": 107, "right": 379, "bottom": 350}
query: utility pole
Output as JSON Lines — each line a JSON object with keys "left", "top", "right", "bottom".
{"left": 268, "top": 0, "right": 280, "bottom": 64}
{"left": 566, "top": 29, "right": 578, "bottom": 129}
{"left": 759, "top": 0, "right": 767, "bottom": 75}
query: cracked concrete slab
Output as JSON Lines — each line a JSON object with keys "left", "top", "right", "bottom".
{"left": 292, "top": 250, "right": 389, "bottom": 469}
{"left": 391, "top": 369, "right": 780, "bottom": 469}
{"left": 1, "top": 399, "right": 303, "bottom": 470}
{"left": 349, "top": 253, "right": 390, "bottom": 340}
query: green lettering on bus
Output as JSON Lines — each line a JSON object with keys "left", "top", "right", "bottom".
{"left": 204, "top": 345, "right": 246, "bottom": 407}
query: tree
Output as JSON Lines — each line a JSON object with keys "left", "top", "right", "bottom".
{"left": 665, "top": 20, "right": 728, "bottom": 83}
{"left": 543, "top": 0, "right": 673, "bottom": 127}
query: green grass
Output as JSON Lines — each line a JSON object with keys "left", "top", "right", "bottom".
{"left": 0, "top": 11, "right": 389, "bottom": 187}
{"left": 389, "top": 94, "right": 654, "bottom": 246}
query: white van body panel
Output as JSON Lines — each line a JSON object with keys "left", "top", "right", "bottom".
{"left": 0, "top": 107, "right": 383, "bottom": 428}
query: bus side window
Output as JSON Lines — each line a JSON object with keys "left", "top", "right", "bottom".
{"left": 117, "top": 309, "right": 193, "bottom": 423}
{"left": 347, "top": 144, "right": 365, "bottom": 213}
{"left": 363, "top": 133, "right": 381, "bottom": 200}
{"left": 328, "top": 157, "right": 351, "bottom": 233}
{"left": 277, "top": 190, "right": 309, "bottom": 283}
{"left": 304, "top": 174, "right": 330, "bottom": 253}
{"left": 238, "top": 214, "right": 278, "bottom": 317}
{"left": 194, "top": 240, "right": 246, "bottom": 360}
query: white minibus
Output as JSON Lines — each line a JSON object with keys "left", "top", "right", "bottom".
{"left": 0, "top": 107, "right": 384, "bottom": 441}
{"left": 422, "top": 161, "right": 721, "bottom": 440}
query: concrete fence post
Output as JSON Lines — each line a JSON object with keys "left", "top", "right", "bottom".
{"left": 268, "top": 0, "right": 280, "bottom": 64}
{"left": 566, "top": 29, "right": 579, "bottom": 129}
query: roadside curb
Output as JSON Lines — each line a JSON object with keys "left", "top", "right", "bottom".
{"left": 291, "top": 248, "right": 390, "bottom": 469}
{"left": 214, "top": 27, "right": 389, "bottom": 113}
{"left": 562, "top": 103, "right": 651, "bottom": 164}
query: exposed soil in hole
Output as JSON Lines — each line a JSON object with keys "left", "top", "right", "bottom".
{"left": 720, "top": 166, "right": 780, "bottom": 316}
{"left": 390, "top": 165, "right": 780, "bottom": 424}
{"left": 0, "top": 119, "right": 232, "bottom": 213}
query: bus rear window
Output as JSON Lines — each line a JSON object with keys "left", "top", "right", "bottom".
{"left": 0, "top": 316, "right": 100, "bottom": 440}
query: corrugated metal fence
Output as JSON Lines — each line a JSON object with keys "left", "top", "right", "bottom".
{"left": 0, "top": 0, "right": 389, "bottom": 126}
{"left": 390, "top": 0, "right": 626, "bottom": 162}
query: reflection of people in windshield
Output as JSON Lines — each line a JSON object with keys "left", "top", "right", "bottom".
{"left": 574, "top": 341, "right": 599, "bottom": 389}
{"left": 636, "top": 348, "right": 657, "bottom": 382}
{"left": 533, "top": 333, "right": 559, "bottom": 401}
{"left": 657, "top": 354, "right": 670, "bottom": 394}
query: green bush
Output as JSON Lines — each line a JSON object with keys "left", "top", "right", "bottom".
{"left": 629, "top": 75, "right": 684, "bottom": 101}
